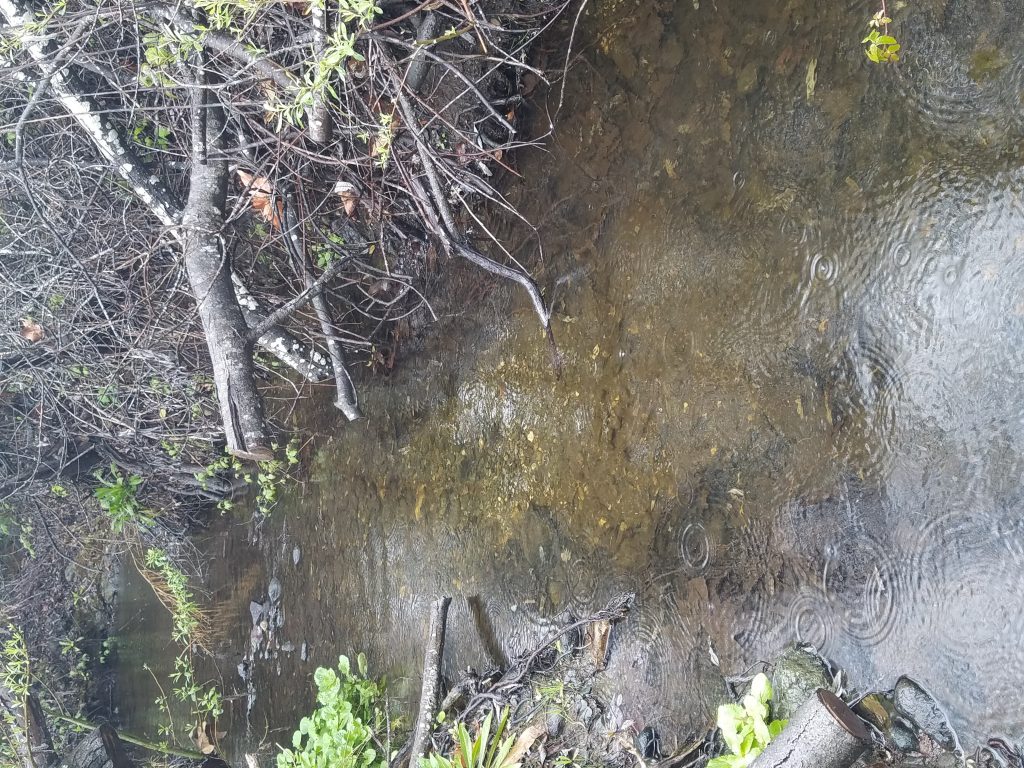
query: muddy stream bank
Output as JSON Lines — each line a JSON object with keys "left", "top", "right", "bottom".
{"left": 116, "top": 0, "right": 1024, "bottom": 755}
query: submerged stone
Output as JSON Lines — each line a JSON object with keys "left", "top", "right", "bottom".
{"left": 893, "top": 677, "right": 960, "bottom": 753}
{"left": 770, "top": 643, "right": 832, "bottom": 720}
{"left": 268, "top": 577, "right": 282, "bottom": 603}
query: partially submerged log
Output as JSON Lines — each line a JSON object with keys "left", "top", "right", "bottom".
{"left": 751, "top": 689, "right": 870, "bottom": 768}
{"left": 408, "top": 597, "right": 452, "bottom": 767}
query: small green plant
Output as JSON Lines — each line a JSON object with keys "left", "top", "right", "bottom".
{"left": 93, "top": 465, "right": 154, "bottom": 533}
{"left": 59, "top": 636, "right": 90, "bottom": 681}
{"left": 96, "top": 383, "right": 119, "bottom": 408}
{"left": 99, "top": 637, "right": 116, "bottom": 665}
{"left": 371, "top": 113, "right": 394, "bottom": 168}
{"left": 131, "top": 119, "right": 172, "bottom": 151}
{"left": 1, "top": 625, "right": 30, "bottom": 700}
{"left": 265, "top": 0, "right": 381, "bottom": 129}
{"left": 277, "top": 653, "right": 388, "bottom": 768}
{"left": 419, "top": 708, "right": 521, "bottom": 768}
{"left": 170, "top": 652, "right": 223, "bottom": 722}
{"left": 863, "top": 7, "right": 900, "bottom": 63}
{"left": 140, "top": 549, "right": 223, "bottom": 737}
{"left": 313, "top": 232, "right": 347, "bottom": 269}
{"left": 144, "top": 549, "right": 201, "bottom": 644}
{"left": 0, "top": 508, "right": 34, "bottom": 557}
{"left": 1, "top": 624, "right": 31, "bottom": 768}
{"left": 140, "top": 29, "right": 204, "bottom": 86}
{"left": 707, "top": 674, "right": 786, "bottom": 768}
{"left": 197, "top": 439, "right": 299, "bottom": 516}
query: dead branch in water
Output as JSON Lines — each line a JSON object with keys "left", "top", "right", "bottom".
{"left": 409, "top": 597, "right": 452, "bottom": 767}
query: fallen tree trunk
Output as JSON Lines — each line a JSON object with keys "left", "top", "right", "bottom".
{"left": 181, "top": 73, "right": 271, "bottom": 461}
{"left": 408, "top": 597, "right": 452, "bottom": 767}
{"left": 751, "top": 689, "right": 870, "bottom": 768}
{"left": 0, "top": 687, "right": 56, "bottom": 768}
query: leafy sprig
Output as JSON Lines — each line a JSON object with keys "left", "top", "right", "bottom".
{"left": 707, "top": 674, "right": 787, "bottom": 768}
{"left": 863, "top": 8, "right": 900, "bottom": 62}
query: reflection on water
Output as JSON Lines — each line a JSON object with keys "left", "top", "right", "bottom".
{"left": 118, "top": 0, "right": 1024, "bottom": 752}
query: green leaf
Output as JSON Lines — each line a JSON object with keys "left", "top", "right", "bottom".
{"left": 739, "top": 728, "right": 755, "bottom": 756}
{"left": 742, "top": 694, "right": 768, "bottom": 723}
{"left": 753, "top": 715, "right": 770, "bottom": 746}
{"left": 457, "top": 723, "right": 474, "bottom": 768}
{"left": 749, "top": 673, "right": 772, "bottom": 705}
{"left": 768, "top": 719, "right": 787, "bottom": 739}
{"left": 876, "top": 35, "right": 897, "bottom": 44}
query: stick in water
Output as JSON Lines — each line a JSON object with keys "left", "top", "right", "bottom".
{"left": 409, "top": 597, "right": 452, "bottom": 767}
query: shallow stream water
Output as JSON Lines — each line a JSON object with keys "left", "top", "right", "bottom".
{"left": 118, "top": 0, "right": 1024, "bottom": 753}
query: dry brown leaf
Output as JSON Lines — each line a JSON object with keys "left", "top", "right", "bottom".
{"left": 236, "top": 169, "right": 282, "bottom": 230}
{"left": 191, "top": 720, "right": 216, "bottom": 755}
{"left": 504, "top": 724, "right": 545, "bottom": 767}
{"left": 20, "top": 318, "right": 43, "bottom": 343}
{"left": 587, "top": 619, "right": 611, "bottom": 670}
{"left": 333, "top": 181, "right": 359, "bottom": 217}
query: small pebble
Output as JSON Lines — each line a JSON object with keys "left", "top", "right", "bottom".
{"left": 268, "top": 577, "right": 282, "bottom": 603}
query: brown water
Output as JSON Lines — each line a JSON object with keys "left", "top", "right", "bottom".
{"left": 117, "top": 0, "right": 1024, "bottom": 754}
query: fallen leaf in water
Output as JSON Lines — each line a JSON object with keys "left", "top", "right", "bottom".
{"left": 588, "top": 619, "right": 612, "bottom": 669}
{"left": 19, "top": 318, "right": 43, "bottom": 343}
{"left": 413, "top": 483, "right": 426, "bottom": 520}
{"left": 333, "top": 181, "right": 359, "bottom": 217}
{"left": 236, "top": 169, "right": 281, "bottom": 229}
{"left": 805, "top": 57, "right": 817, "bottom": 101}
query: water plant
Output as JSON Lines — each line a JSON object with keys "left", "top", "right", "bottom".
{"left": 277, "top": 653, "right": 388, "bottom": 768}
{"left": 195, "top": 439, "right": 299, "bottom": 516}
{"left": 143, "top": 548, "right": 201, "bottom": 644}
{"left": 707, "top": 674, "right": 786, "bottom": 768}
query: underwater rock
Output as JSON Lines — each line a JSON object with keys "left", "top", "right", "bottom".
{"left": 268, "top": 577, "right": 282, "bottom": 603}
{"left": 737, "top": 63, "right": 761, "bottom": 95}
{"left": 893, "top": 677, "right": 960, "bottom": 753}
{"left": 854, "top": 691, "right": 915, "bottom": 751}
{"left": 771, "top": 643, "right": 833, "bottom": 720}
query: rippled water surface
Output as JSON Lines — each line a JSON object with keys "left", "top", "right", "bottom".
{"left": 119, "top": 0, "right": 1024, "bottom": 751}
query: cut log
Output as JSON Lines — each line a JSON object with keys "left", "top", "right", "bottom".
{"left": 751, "top": 689, "right": 870, "bottom": 768}
{"left": 408, "top": 597, "right": 452, "bottom": 767}
{"left": 181, "top": 77, "right": 272, "bottom": 461}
